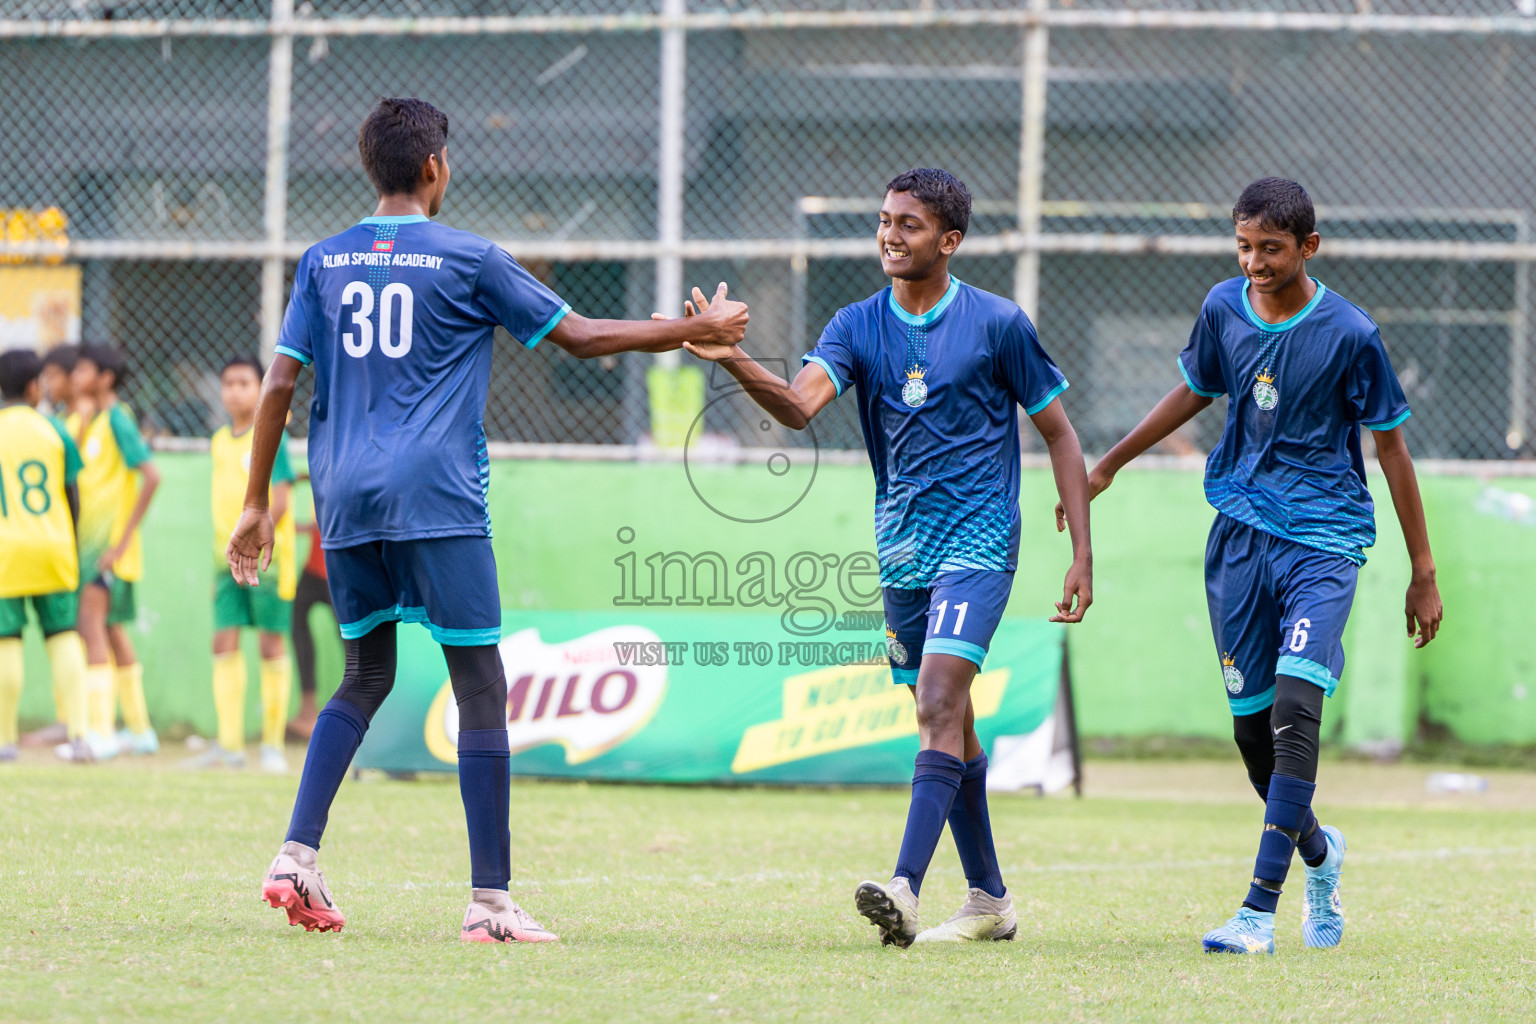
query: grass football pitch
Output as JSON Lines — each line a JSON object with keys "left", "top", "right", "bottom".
{"left": 2, "top": 754, "right": 1533, "bottom": 1023}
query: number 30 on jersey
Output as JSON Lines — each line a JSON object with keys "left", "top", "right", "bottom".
{"left": 340, "top": 281, "right": 414, "bottom": 358}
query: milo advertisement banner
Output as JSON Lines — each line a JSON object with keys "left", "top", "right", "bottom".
{"left": 354, "top": 611, "right": 1079, "bottom": 792}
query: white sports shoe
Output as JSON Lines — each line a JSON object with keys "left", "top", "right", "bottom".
{"left": 56, "top": 731, "right": 118, "bottom": 762}
{"left": 913, "top": 887, "right": 1017, "bottom": 943}
{"left": 854, "top": 876, "right": 922, "bottom": 948}
{"left": 180, "top": 742, "right": 245, "bottom": 770}
{"left": 259, "top": 744, "right": 288, "bottom": 773}
{"left": 262, "top": 841, "right": 345, "bottom": 932}
{"left": 461, "top": 889, "right": 559, "bottom": 943}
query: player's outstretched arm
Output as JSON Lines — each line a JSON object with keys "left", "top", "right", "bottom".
{"left": 1373, "top": 425, "right": 1442, "bottom": 648}
{"left": 662, "top": 285, "right": 836, "bottom": 429}
{"left": 545, "top": 282, "right": 748, "bottom": 359}
{"left": 1033, "top": 400, "right": 1093, "bottom": 623}
{"left": 227, "top": 354, "right": 300, "bottom": 587}
{"left": 1090, "top": 383, "right": 1211, "bottom": 494}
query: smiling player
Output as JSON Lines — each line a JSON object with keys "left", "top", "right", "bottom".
{"left": 226, "top": 97, "right": 749, "bottom": 943}
{"left": 1072, "top": 177, "right": 1443, "bottom": 954}
{"left": 677, "top": 167, "right": 1093, "bottom": 946}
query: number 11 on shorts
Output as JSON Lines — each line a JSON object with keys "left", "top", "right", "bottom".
{"left": 932, "top": 600, "right": 968, "bottom": 636}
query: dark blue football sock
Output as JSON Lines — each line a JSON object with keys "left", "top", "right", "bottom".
{"left": 946, "top": 753, "right": 1006, "bottom": 899}
{"left": 285, "top": 698, "right": 370, "bottom": 849}
{"left": 458, "top": 728, "right": 512, "bottom": 891}
{"left": 893, "top": 749, "right": 965, "bottom": 898}
{"left": 1244, "top": 772, "right": 1316, "bottom": 914}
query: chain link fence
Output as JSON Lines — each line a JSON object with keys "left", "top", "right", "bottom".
{"left": 3, "top": 1, "right": 1535, "bottom": 459}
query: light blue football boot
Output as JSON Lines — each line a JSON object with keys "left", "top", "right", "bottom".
{"left": 1202, "top": 906, "right": 1276, "bottom": 954}
{"left": 1302, "top": 825, "right": 1346, "bottom": 948}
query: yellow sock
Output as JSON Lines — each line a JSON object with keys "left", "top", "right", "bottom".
{"left": 212, "top": 650, "right": 248, "bottom": 753}
{"left": 260, "top": 655, "right": 291, "bottom": 749}
{"left": 0, "top": 638, "right": 23, "bottom": 748}
{"left": 86, "top": 664, "right": 115, "bottom": 737}
{"left": 115, "top": 662, "right": 151, "bottom": 736}
{"left": 45, "top": 632, "right": 89, "bottom": 742}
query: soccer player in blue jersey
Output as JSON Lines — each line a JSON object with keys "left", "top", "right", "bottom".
{"left": 226, "top": 97, "right": 749, "bottom": 943}
{"left": 1075, "top": 178, "right": 1443, "bottom": 954}
{"left": 677, "top": 168, "right": 1093, "bottom": 946}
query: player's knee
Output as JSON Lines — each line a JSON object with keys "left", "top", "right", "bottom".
{"left": 1270, "top": 676, "right": 1325, "bottom": 783}
{"left": 444, "top": 644, "right": 508, "bottom": 732}
{"left": 913, "top": 687, "right": 965, "bottom": 738}
{"left": 1231, "top": 709, "right": 1274, "bottom": 792}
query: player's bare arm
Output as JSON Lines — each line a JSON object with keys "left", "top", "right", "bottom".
{"left": 667, "top": 285, "right": 837, "bottom": 429}
{"left": 102, "top": 459, "right": 159, "bottom": 572}
{"left": 1056, "top": 383, "right": 1212, "bottom": 528}
{"left": 1032, "top": 399, "right": 1093, "bottom": 623}
{"left": 546, "top": 281, "right": 749, "bottom": 359}
{"left": 1373, "top": 425, "right": 1442, "bottom": 647}
{"left": 226, "top": 353, "right": 300, "bottom": 586}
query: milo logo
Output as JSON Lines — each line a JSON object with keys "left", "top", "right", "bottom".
{"left": 425, "top": 625, "right": 668, "bottom": 765}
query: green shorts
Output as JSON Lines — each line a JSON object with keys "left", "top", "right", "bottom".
{"left": 213, "top": 572, "right": 292, "bottom": 634}
{"left": 0, "top": 590, "right": 79, "bottom": 639}
{"left": 83, "top": 572, "right": 136, "bottom": 627}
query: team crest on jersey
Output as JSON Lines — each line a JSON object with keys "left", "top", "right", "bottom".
{"left": 902, "top": 366, "right": 928, "bottom": 408}
{"left": 1251, "top": 368, "right": 1279, "bottom": 411}
{"left": 1221, "top": 651, "right": 1245, "bottom": 694}
{"left": 886, "top": 624, "right": 908, "bottom": 665}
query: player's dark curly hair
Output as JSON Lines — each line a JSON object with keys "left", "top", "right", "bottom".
{"left": 41, "top": 343, "right": 79, "bottom": 372}
{"left": 0, "top": 349, "right": 44, "bottom": 400}
{"left": 221, "top": 353, "right": 265, "bottom": 380}
{"left": 78, "top": 343, "right": 129, "bottom": 389}
{"left": 358, "top": 97, "right": 450, "bottom": 198}
{"left": 1232, "top": 177, "right": 1315, "bottom": 245}
{"left": 886, "top": 167, "right": 972, "bottom": 237}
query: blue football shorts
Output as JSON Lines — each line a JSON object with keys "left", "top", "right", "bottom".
{"left": 324, "top": 535, "right": 502, "bottom": 646}
{"left": 881, "top": 568, "right": 1014, "bottom": 685}
{"left": 1205, "top": 514, "right": 1359, "bottom": 716}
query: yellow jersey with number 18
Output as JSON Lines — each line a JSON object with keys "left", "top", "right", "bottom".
{"left": 0, "top": 404, "right": 83, "bottom": 597}
{"left": 75, "top": 404, "right": 152, "bottom": 583}
{"left": 211, "top": 425, "right": 298, "bottom": 600}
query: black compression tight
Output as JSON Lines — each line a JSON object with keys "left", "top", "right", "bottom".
{"left": 329, "top": 622, "right": 506, "bottom": 731}
{"left": 1232, "top": 674, "right": 1326, "bottom": 788}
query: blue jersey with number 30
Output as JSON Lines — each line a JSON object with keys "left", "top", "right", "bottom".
{"left": 277, "top": 214, "right": 569, "bottom": 548}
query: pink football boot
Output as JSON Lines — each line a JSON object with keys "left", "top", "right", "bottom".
{"left": 261, "top": 841, "right": 345, "bottom": 933}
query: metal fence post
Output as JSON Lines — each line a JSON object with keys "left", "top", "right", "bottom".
{"left": 654, "top": 0, "right": 687, "bottom": 371}
{"left": 259, "top": 0, "right": 295, "bottom": 364}
{"left": 1012, "top": 0, "right": 1051, "bottom": 320}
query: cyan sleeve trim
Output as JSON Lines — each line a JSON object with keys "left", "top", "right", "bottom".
{"left": 1024, "top": 378, "right": 1069, "bottom": 416}
{"left": 1276, "top": 656, "right": 1339, "bottom": 697}
{"left": 803, "top": 355, "right": 844, "bottom": 397}
{"left": 924, "top": 637, "right": 988, "bottom": 669}
{"left": 524, "top": 303, "right": 571, "bottom": 350}
{"left": 890, "top": 667, "right": 919, "bottom": 687}
{"left": 1364, "top": 409, "right": 1412, "bottom": 432}
{"left": 274, "top": 345, "right": 312, "bottom": 366}
{"left": 1178, "top": 357, "right": 1224, "bottom": 398}
{"left": 1227, "top": 689, "right": 1277, "bottom": 716}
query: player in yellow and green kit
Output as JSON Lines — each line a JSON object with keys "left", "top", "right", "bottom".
{"left": 70, "top": 344, "right": 161, "bottom": 759}
{"left": 0, "top": 351, "right": 91, "bottom": 762}
{"left": 188, "top": 355, "right": 297, "bottom": 773}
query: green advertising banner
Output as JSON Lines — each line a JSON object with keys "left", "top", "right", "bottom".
{"left": 354, "top": 611, "right": 1068, "bottom": 786}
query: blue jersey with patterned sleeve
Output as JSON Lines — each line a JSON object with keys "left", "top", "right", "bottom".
{"left": 1178, "top": 277, "right": 1410, "bottom": 565}
{"left": 276, "top": 215, "right": 570, "bottom": 548}
{"left": 803, "top": 277, "right": 1068, "bottom": 587}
